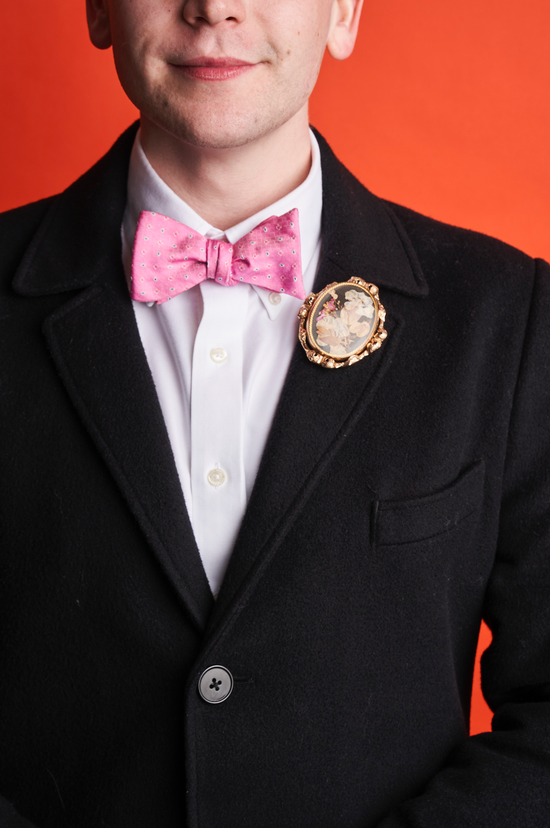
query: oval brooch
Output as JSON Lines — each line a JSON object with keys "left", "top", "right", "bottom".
{"left": 298, "top": 278, "right": 388, "bottom": 368}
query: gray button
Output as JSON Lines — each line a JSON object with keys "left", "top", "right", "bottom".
{"left": 198, "top": 666, "right": 234, "bottom": 704}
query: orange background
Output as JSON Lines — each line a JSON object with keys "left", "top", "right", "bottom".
{"left": 2, "top": 0, "right": 549, "bottom": 735}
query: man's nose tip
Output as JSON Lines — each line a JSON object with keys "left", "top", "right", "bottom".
{"left": 182, "top": 0, "right": 246, "bottom": 27}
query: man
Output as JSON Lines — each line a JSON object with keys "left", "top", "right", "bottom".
{"left": 1, "top": 0, "right": 549, "bottom": 826}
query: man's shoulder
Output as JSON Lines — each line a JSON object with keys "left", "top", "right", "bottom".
{"left": 0, "top": 196, "right": 67, "bottom": 300}
{"left": 0, "top": 122, "right": 138, "bottom": 268}
{"left": 0, "top": 124, "right": 138, "bottom": 298}
{"left": 383, "top": 197, "right": 541, "bottom": 293}
{"left": 317, "top": 131, "right": 542, "bottom": 295}
{"left": 0, "top": 196, "right": 58, "bottom": 272}
{"left": 1, "top": 195, "right": 57, "bottom": 224}
{"left": 386, "top": 198, "right": 533, "bottom": 265}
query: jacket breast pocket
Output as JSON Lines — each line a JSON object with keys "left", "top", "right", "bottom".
{"left": 374, "top": 459, "right": 485, "bottom": 549}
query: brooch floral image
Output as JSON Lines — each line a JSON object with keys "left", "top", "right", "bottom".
{"left": 298, "top": 278, "right": 387, "bottom": 369}
{"left": 313, "top": 287, "right": 376, "bottom": 356}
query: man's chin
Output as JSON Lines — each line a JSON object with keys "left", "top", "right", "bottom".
{"left": 143, "top": 108, "right": 283, "bottom": 152}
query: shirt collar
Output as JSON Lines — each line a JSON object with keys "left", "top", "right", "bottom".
{"left": 124, "top": 129, "right": 322, "bottom": 319}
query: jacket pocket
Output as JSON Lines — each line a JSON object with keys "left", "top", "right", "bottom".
{"left": 375, "top": 459, "right": 485, "bottom": 547}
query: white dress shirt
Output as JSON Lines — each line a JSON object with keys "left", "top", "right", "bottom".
{"left": 121, "top": 131, "right": 322, "bottom": 595}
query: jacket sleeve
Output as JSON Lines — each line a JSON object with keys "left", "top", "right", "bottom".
{"left": 376, "top": 257, "right": 550, "bottom": 827}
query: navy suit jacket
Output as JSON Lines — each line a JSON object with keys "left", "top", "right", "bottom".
{"left": 1, "top": 124, "right": 550, "bottom": 827}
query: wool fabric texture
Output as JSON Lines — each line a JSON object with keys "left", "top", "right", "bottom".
{"left": 1, "top": 124, "right": 550, "bottom": 828}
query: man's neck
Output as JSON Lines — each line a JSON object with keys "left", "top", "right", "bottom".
{"left": 139, "top": 108, "right": 312, "bottom": 231}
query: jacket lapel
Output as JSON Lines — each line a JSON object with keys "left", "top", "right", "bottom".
{"left": 12, "top": 124, "right": 214, "bottom": 632}
{"left": 209, "top": 132, "right": 428, "bottom": 633}
{"left": 11, "top": 124, "right": 428, "bottom": 638}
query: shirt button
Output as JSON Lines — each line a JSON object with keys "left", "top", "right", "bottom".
{"left": 207, "top": 468, "right": 226, "bottom": 487}
{"left": 198, "top": 666, "right": 233, "bottom": 704}
{"left": 268, "top": 292, "right": 282, "bottom": 305}
{"left": 210, "top": 347, "right": 227, "bottom": 363}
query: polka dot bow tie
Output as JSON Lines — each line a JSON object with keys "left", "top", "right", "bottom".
{"left": 131, "top": 208, "right": 305, "bottom": 304}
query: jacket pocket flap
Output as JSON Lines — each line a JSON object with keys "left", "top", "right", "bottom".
{"left": 376, "top": 459, "right": 485, "bottom": 547}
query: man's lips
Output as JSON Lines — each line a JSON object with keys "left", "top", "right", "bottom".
{"left": 172, "top": 57, "right": 257, "bottom": 81}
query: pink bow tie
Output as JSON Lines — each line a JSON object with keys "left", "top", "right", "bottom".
{"left": 131, "top": 208, "right": 305, "bottom": 304}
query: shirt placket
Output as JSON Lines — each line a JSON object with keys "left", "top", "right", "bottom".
{"left": 190, "top": 280, "right": 249, "bottom": 594}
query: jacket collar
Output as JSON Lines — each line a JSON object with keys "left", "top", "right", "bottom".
{"left": 13, "top": 123, "right": 427, "bottom": 302}
{"left": 312, "top": 128, "right": 427, "bottom": 298}
{"left": 12, "top": 124, "right": 138, "bottom": 298}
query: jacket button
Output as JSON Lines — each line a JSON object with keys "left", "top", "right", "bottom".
{"left": 198, "top": 666, "right": 234, "bottom": 704}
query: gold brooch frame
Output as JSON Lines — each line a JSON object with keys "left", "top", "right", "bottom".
{"left": 298, "top": 278, "right": 388, "bottom": 369}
